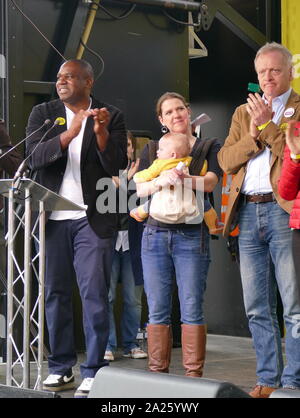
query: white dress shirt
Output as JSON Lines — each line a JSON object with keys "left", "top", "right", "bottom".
{"left": 241, "top": 88, "right": 292, "bottom": 195}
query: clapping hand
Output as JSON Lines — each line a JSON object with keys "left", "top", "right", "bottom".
{"left": 286, "top": 120, "right": 300, "bottom": 156}
{"left": 246, "top": 93, "right": 273, "bottom": 138}
{"left": 127, "top": 159, "right": 140, "bottom": 181}
{"left": 91, "top": 107, "right": 110, "bottom": 135}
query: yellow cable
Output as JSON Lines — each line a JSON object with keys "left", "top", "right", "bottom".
{"left": 76, "top": 0, "right": 100, "bottom": 59}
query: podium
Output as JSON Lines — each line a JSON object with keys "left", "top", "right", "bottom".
{"left": 0, "top": 178, "right": 85, "bottom": 390}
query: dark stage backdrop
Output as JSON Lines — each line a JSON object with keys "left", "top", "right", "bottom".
{"left": 2, "top": 0, "right": 280, "bottom": 340}
{"left": 20, "top": 0, "right": 189, "bottom": 141}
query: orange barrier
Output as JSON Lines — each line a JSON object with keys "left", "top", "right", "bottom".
{"left": 221, "top": 173, "right": 239, "bottom": 237}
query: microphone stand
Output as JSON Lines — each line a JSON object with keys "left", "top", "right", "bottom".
{"left": 0, "top": 119, "right": 51, "bottom": 162}
{"left": 12, "top": 119, "right": 59, "bottom": 192}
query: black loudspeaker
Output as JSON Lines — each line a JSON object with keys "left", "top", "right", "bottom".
{"left": 270, "top": 388, "right": 300, "bottom": 398}
{"left": 0, "top": 384, "right": 59, "bottom": 398}
{"left": 88, "top": 367, "right": 250, "bottom": 398}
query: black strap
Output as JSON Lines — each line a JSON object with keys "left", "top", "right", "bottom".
{"left": 189, "top": 137, "right": 217, "bottom": 207}
{"left": 189, "top": 137, "right": 217, "bottom": 176}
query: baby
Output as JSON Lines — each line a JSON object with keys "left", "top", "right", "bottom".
{"left": 131, "top": 133, "right": 223, "bottom": 233}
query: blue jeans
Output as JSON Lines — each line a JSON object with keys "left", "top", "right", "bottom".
{"left": 142, "top": 225, "right": 210, "bottom": 325}
{"left": 238, "top": 201, "right": 300, "bottom": 388}
{"left": 106, "top": 249, "right": 143, "bottom": 353}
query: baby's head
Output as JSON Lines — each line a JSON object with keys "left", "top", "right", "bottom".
{"left": 156, "top": 133, "right": 191, "bottom": 160}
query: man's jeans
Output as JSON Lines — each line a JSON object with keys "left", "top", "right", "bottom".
{"left": 238, "top": 201, "right": 300, "bottom": 388}
{"left": 142, "top": 226, "right": 210, "bottom": 325}
{"left": 106, "top": 249, "right": 143, "bottom": 353}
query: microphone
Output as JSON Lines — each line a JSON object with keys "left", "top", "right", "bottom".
{"left": 191, "top": 113, "right": 211, "bottom": 130}
{"left": 13, "top": 117, "right": 63, "bottom": 187}
{"left": 191, "top": 113, "right": 212, "bottom": 138}
{"left": 0, "top": 119, "right": 51, "bottom": 162}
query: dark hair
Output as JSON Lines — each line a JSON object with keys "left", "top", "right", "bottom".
{"left": 127, "top": 130, "right": 135, "bottom": 142}
{"left": 156, "top": 92, "right": 190, "bottom": 118}
{"left": 62, "top": 59, "right": 94, "bottom": 79}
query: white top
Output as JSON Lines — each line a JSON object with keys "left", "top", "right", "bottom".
{"left": 49, "top": 102, "right": 91, "bottom": 220}
{"left": 115, "top": 230, "right": 130, "bottom": 252}
{"left": 241, "top": 88, "right": 292, "bottom": 195}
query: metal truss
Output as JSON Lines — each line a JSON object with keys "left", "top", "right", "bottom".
{"left": 199, "top": 0, "right": 267, "bottom": 49}
{"left": 2, "top": 177, "right": 83, "bottom": 390}
{"left": 6, "top": 186, "right": 46, "bottom": 390}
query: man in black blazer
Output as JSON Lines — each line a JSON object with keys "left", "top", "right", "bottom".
{"left": 25, "top": 59, "right": 127, "bottom": 397}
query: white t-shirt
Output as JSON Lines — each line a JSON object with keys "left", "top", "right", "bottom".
{"left": 49, "top": 102, "right": 91, "bottom": 220}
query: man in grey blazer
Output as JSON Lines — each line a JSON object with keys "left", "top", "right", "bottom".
{"left": 25, "top": 59, "right": 127, "bottom": 397}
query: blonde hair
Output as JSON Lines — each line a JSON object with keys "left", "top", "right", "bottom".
{"left": 254, "top": 42, "right": 293, "bottom": 69}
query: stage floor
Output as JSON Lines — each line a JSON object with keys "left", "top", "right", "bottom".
{"left": 0, "top": 334, "right": 259, "bottom": 398}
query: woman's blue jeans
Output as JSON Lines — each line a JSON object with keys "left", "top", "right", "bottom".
{"left": 142, "top": 225, "right": 210, "bottom": 325}
{"left": 238, "top": 201, "right": 300, "bottom": 389}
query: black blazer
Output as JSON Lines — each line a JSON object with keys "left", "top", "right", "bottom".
{"left": 25, "top": 97, "right": 127, "bottom": 238}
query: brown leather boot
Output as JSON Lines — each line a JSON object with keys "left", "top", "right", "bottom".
{"left": 181, "top": 324, "right": 206, "bottom": 377}
{"left": 147, "top": 324, "right": 172, "bottom": 373}
{"left": 249, "top": 385, "right": 278, "bottom": 398}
